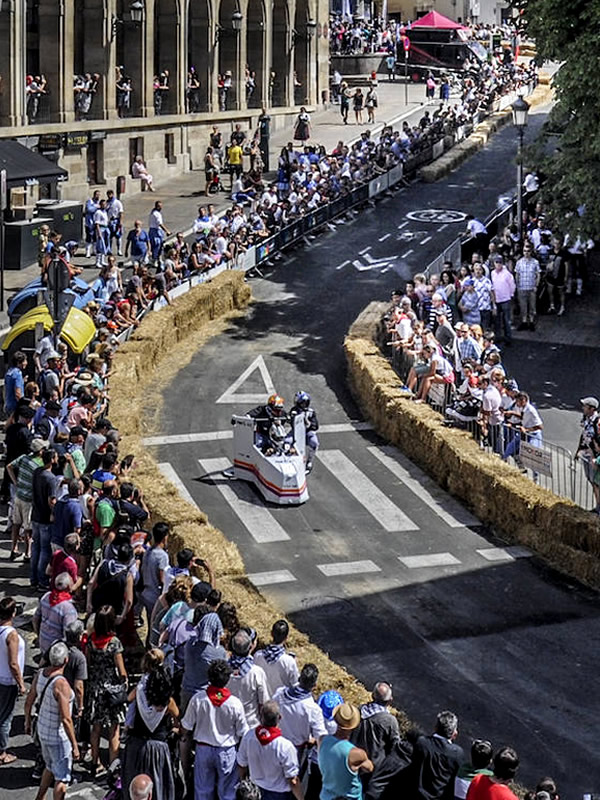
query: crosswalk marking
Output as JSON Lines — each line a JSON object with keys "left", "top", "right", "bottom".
{"left": 158, "top": 462, "right": 199, "bottom": 508}
{"left": 198, "top": 458, "right": 290, "bottom": 543}
{"left": 143, "top": 421, "right": 373, "bottom": 447}
{"left": 317, "top": 450, "right": 419, "bottom": 532}
{"left": 399, "top": 552, "right": 460, "bottom": 568}
{"left": 247, "top": 570, "right": 297, "bottom": 586}
{"left": 368, "top": 446, "right": 479, "bottom": 529}
{"left": 477, "top": 546, "right": 532, "bottom": 562}
{"left": 317, "top": 560, "right": 381, "bottom": 577}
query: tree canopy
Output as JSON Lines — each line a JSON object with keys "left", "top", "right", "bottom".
{"left": 511, "top": 0, "right": 600, "bottom": 236}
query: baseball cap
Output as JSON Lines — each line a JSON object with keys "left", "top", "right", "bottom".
{"left": 318, "top": 690, "right": 343, "bottom": 721}
{"left": 580, "top": 396, "right": 599, "bottom": 409}
{"left": 19, "top": 406, "right": 35, "bottom": 419}
{"left": 463, "top": 278, "right": 475, "bottom": 287}
{"left": 504, "top": 379, "right": 519, "bottom": 392}
{"left": 46, "top": 400, "right": 62, "bottom": 412}
{"left": 30, "top": 438, "right": 48, "bottom": 453}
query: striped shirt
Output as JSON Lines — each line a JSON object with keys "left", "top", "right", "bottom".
{"left": 35, "top": 595, "right": 78, "bottom": 655}
{"left": 10, "top": 453, "right": 43, "bottom": 503}
{"left": 473, "top": 276, "right": 493, "bottom": 311}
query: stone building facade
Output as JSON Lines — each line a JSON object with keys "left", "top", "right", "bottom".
{"left": 1, "top": 0, "right": 328, "bottom": 200}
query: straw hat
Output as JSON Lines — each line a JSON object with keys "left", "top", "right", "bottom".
{"left": 333, "top": 703, "right": 361, "bottom": 731}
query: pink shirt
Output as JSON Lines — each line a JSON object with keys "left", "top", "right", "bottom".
{"left": 491, "top": 267, "right": 515, "bottom": 303}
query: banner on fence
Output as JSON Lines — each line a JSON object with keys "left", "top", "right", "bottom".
{"left": 369, "top": 174, "right": 388, "bottom": 198}
{"left": 520, "top": 442, "right": 553, "bottom": 477}
{"left": 387, "top": 164, "right": 404, "bottom": 187}
{"left": 432, "top": 140, "right": 444, "bottom": 160}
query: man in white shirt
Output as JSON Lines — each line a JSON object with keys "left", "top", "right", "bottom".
{"left": 148, "top": 200, "right": 171, "bottom": 263}
{"left": 254, "top": 620, "right": 299, "bottom": 697}
{"left": 181, "top": 659, "right": 248, "bottom": 800}
{"left": 106, "top": 189, "right": 124, "bottom": 256}
{"left": 93, "top": 198, "right": 110, "bottom": 267}
{"left": 465, "top": 214, "right": 488, "bottom": 259}
{"left": 272, "top": 663, "right": 327, "bottom": 755}
{"left": 228, "top": 629, "right": 269, "bottom": 728}
{"left": 503, "top": 391, "right": 543, "bottom": 464}
{"left": 479, "top": 375, "right": 504, "bottom": 453}
{"left": 237, "top": 700, "right": 303, "bottom": 800}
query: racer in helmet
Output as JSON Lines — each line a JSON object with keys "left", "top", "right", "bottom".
{"left": 290, "top": 390, "right": 319, "bottom": 473}
{"left": 245, "top": 394, "right": 288, "bottom": 450}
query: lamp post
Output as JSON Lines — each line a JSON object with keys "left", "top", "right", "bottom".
{"left": 511, "top": 94, "right": 530, "bottom": 245}
{"left": 111, "top": 0, "right": 145, "bottom": 42}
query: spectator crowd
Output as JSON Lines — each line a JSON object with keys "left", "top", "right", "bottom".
{"left": 0, "top": 383, "right": 564, "bottom": 800}
{"left": 383, "top": 192, "right": 596, "bottom": 498}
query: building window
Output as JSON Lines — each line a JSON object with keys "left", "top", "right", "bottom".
{"left": 87, "top": 141, "right": 104, "bottom": 184}
{"left": 164, "top": 133, "right": 176, "bottom": 164}
{"left": 129, "top": 137, "right": 144, "bottom": 174}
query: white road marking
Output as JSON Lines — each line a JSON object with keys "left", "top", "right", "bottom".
{"left": 399, "top": 552, "right": 461, "bottom": 568}
{"left": 142, "top": 421, "right": 374, "bottom": 447}
{"left": 198, "top": 457, "right": 290, "bottom": 543}
{"left": 248, "top": 569, "right": 297, "bottom": 586}
{"left": 336, "top": 259, "right": 350, "bottom": 270}
{"left": 397, "top": 221, "right": 409, "bottom": 230}
{"left": 368, "top": 446, "right": 479, "bottom": 528}
{"left": 420, "top": 236, "right": 432, "bottom": 245}
{"left": 216, "top": 355, "right": 275, "bottom": 404}
{"left": 401, "top": 249, "right": 414, "bottom": 258}
{"left": 359, "top": 246, "right": 372, "bottom": 255}
{"left": 379, "top": 233, "right": 391, "bottom": 242}
{"left": 317, "top": 560, "right": 381, "bottom": 577}
{"left": 158, "top": 462, "right": 199, "bottom": 508}
{"left": 477, "top": 546, "right": 533, "bottom": 561}
{"left": 437, "top": 224, "right": 448, "bottom": 231}
{"left": 317, "top": 449, "right": 419, "bottom": 532}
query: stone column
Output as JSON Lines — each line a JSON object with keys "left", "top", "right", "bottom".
{"left": 0, "top": 0, "right": 25, "bottom": 125}
{"left": 154, "top": 0, "right": 182, "bottom": 115}
{"left": 38, "top": 0, "right": 73, "bottom": 122}
{"left": 122, "top": 12, "right": 151, "bottom": 117}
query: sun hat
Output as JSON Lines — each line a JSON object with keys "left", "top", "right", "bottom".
{"left": 333, "top": 703, "right": 361, "bottom": 731}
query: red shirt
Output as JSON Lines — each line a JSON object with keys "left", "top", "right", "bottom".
{"left": 50, "top": 549, "right": 78, "bottom": 590}
{"left": 467, "top": 774, "right": 519, "bottom": 800}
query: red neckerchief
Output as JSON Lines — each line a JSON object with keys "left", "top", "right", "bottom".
{"left": 49, "top": 590, "right": 72, "bottom": 607}
{"left": 206, "top": 686, "right": 231, "bottom": 707}
{"left": 255, "top": 725, "right": 282, "bottom": 746}
{"left": 90, "top": 632, "right": 114, "bottom": 650}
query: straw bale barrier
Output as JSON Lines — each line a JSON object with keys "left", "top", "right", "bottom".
{"left": 109, "top": 271, "right": 384, "bottom": 713}
{"left": 344, "top": 303, "right": 600, "bottom": 590}
{"left": 419, "top": 76, "right": 554, "bottom": 183}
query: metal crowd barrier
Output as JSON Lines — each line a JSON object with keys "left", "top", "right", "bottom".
{"left": 383, "top": 348, "right": 596, "bottom": 511}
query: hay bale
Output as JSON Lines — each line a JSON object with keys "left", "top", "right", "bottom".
{"left": 344, "top": 317, "right": 600, "bottom": 591}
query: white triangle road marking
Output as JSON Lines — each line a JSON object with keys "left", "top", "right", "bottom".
{"left": 216, "top": 355, "right": 276, "bottom": 405}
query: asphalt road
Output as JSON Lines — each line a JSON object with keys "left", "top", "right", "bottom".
{"left": 149, "top": 100, "right": 600, "bottom": 799}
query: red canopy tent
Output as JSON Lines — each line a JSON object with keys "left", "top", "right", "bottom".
{"left": 411, "top": 10, "right": 465, "bottom": 28}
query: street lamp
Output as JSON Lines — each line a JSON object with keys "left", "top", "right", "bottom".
{"left": 215, "top": 9, "right": 243, "bottom": 43}
{"left": 292, "top": 19, "right": 317, "bottom": 45}
{"left": 111, "top": 0, "right": 145, "bottom": 42}
{"left": 512, "top": 94, "right": 530, "bottom": 245}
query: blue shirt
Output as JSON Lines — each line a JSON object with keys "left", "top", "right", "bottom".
{"left": 51, "top": 496, "right": 83, "bottom": 546}
{"left": 4, "top": 366, "right": 24, "bottom": 414}
{"left": 127, "top": 229, "right": 149, "bottom": 259}
{"left": 319, "top": 736, "right": 362, "bottom": 800}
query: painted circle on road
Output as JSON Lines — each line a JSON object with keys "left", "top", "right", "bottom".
{"left": 406, "top": 209, "right": 467, "bottom": 223}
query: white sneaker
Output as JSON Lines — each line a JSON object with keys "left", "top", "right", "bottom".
{"left": 557, "top": 306, "right": 565, "bottom": 316}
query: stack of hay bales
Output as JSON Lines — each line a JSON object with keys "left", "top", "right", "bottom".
{"left": 344, "top": 303, "right": 600, "bottom": 590}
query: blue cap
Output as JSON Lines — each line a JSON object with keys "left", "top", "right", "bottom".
{"left": 318, "top": 690, "right": 343, "bottom": 720}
